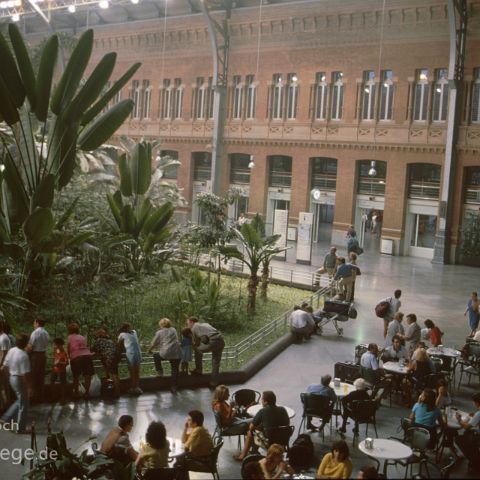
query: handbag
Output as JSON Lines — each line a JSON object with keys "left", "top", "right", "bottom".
{"left": 375, "top": 300, "right": 391, "bottom": 318}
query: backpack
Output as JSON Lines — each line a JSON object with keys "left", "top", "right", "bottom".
{"left": 288, "top": 434, "right": 314, "bottom": 470}
{"left": 101, "top": 378, "right": 116, "bottom": 399}
{"left": 375, "top": 300, "right": 391, "bottom": 318}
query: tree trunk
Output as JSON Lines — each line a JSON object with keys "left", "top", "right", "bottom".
{"left": 247, "top": 274, "right": 259, "bottom": 314}
{"left": 260, "top": 260, "right": 270, "bottom": 298}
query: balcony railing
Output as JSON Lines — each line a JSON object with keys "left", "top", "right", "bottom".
{"left": 465, "top": 186, "right": 480, "bottom": 204}
{"left": 269, "top": 171, "right": 292, "bottom": 187}
{"left": 408, "top": 182, "right": 440, "bottom": 200}
{"left": 358, "top": 178, "right": 386, "bottom": 195}
{"left": 312, "top": 174, "right": 336, "bottom": 191}
{"left": 230, "top": 169, "right": 251, "bottom": 185}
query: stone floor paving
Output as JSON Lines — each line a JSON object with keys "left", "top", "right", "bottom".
{"left": 1, "top": 239, "right": 479, "bottom": 478}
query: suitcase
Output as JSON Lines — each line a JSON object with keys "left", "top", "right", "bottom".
{"left": 334, "top": 362, "right": 362, "bottom": 383}
{"left": 323, "top": 299, "right": 350, "bottom": 316}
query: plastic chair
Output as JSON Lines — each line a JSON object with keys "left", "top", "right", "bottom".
{"left": 350, "top": 399, "right": 379, "bottom": 445}
{"left": 299, "top": 393, "right": 334, "bottom": 438}
{"left": 231, "top": 389, "right": 261, "bottom": 417}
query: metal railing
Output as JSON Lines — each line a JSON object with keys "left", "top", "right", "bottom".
{"left": 465, "top": 186, "right": 480, "bottom": 204}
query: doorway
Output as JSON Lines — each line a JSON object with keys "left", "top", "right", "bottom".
{"left": 266, "top": 195, "right": 290, "bottom": 235}
{"left": 229, "top": 195, "right": 249, "bottom": 226}
{"left": 313, "top": 203, "right": 334, "bottom": 243}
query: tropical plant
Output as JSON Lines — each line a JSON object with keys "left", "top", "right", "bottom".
{"left": 104, "top": 139, "right": 175, "bottom": 274}
{"left": 459, "top": 209, "right": 480, "bottom": 265}
{"left": 0, "top": 25, "right": 140, "bottom": 295}
{"left": 221, "top": 214, "right": 287, "bottom": 314}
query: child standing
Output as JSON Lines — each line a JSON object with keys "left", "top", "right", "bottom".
{"left": 51, "top": 337, "right": 69, "bottom": 404}
{"left": 180, "top": 328, "right": 192, "bottom": 374}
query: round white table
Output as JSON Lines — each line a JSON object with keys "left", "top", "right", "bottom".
{"left": 330, "top": 381, "right": 356, "bottom": 398}
{"left": 358, "top": 438, "right": 412, "bottom": 476}
{"left": 444, "top": 409, "right": 469, "bottom": 429}
{"left": 427, "top": 347, "right": 461, "bottom": 358}
{"left": 382, "top": 361, "right": 409, "bottom": 375}
{"left": 247, "top": 404, "right": 296, "bottom": 419}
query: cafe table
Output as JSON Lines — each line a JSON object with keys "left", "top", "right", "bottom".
{"left": 329, "top": 381, "right": 356, "bottom": 398}
{"left": 382, "top": 361, "right": 409, "bottom": 375}
{"left": 427, "top": 346, "right": 462, "bottom": 387}
{"left": 358, "top": 438, "right": 413, "bottom": 476}
{"left": 247, "top": 404, "right": 296, "bottom": 419}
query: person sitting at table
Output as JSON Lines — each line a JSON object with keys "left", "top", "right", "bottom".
{"left": 435, "top": 378, "right": 451, "bottom": 409}
{"left": 135, "top": 421, "right": 170, "bottom": 472}
{"left": 409, "top": 388, "right": 444, "bottom": 448}
{"left": 175, "top": 410, "right": 214, "bottom": 475}
{"left": 385, "top": 312, "right": 405, "bottom": 347}
{"left": 100, "top": 415, "right": 138, "bottom": 464}
{"left": 338, "top": 378, "right": 371, "bottom": 434}
{"left": 423, "top": 319, "right": 443, "bottom": 347}
{"left": 360, "top": 344, "right": 381, "bottom": 385}
{"left": 212, "top": 384, "right": 251, "bottom": 435}
{"left": 258, "top": 443, "right": 294, "bottom": 479}
{"left": 235, "top": 390, "right": 290, "bottom": 461}
{"left": 305, "top": 374, "right": 337, "bottom": 431}
{"left": 317, "top": 440, "right": 352, "bottom": 479}
{"left": 382, "top": 335, "right": 406, "bottom": 361}
{"left": 454, "top": 392, "right": 480, "bottom": 474}
{"left": 403, "top": 347, "right": 435, "bottom": 405}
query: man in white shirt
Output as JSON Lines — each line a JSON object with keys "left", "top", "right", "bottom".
{"left": 27, "top": 317, "right": 49, "bottom": 403}
{"left": 0, "top": 321, "right": 11, "bottom": 367}
{"left": 382, "top": 335, "right": 407, "bottom": 361}
{"left": 385, "top": 312, "right": 405, "bottom": 347}
{"left": 360, "top": 343, "right": 381, "bottom": 384}
{"left": 289, "top": 306, "right": 314, "bottom": 343}
{"left": 380, "top": 290, "right": 402, "bottom": 338}
{"left": 0, "top": 334, "right": 32, "bottom": 433}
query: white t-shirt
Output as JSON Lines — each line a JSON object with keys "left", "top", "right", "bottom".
{"left": 118, "top": 331, "right": 139, "bottom": 352}
{"left": 0, "top": 333, "right": 10, "bottom": 351}
{"left": 4, "top": 347, "right": 31, "bottom": 375}
{"left": 290, "top": 310, "right": 310, "bottom": 329}
{"left": 29, "top": 327, "right": 49, "bottom": 352}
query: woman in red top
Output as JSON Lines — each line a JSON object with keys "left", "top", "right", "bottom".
{"left": 211, "top": 385, "right": 251, "bottom": 437}
{"left": 424, "top": 319, "right": 443, "bottom": 347}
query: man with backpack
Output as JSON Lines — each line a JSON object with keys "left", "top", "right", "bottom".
{"left": 376, "top": 289, "right": 402, "bottom": 338}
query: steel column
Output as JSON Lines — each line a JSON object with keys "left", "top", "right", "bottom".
{"left": 432, "top": 0, "right": 468, "bottom": 264}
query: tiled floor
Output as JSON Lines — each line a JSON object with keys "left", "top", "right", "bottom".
{"left": 1, "top": 240, "right": 479, "bottom": 478}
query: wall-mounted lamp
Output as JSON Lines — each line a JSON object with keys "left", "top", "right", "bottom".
{"left": 248, "top": 154, "right": 255, "bottom": 169}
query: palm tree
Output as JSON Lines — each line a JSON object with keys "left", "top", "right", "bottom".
{"left": 221, "top": 214, "right": 287, "bottom": 314}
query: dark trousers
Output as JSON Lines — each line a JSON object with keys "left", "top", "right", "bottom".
{"left": 30, "top": 351, "right": 46, "bottom": 402}
{"left": 194, "top": 337, "right": 225, "bottom": 386}
{"left": 153, "top": 353, "right": 180, "bottom": 386}
{"left": 455, "top": 431, "right": 480, "bottom": 467}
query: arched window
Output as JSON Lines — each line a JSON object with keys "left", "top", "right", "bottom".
{"left": 230, "top": 154, "right": 251, "bottom": 185}
{"left": 193, "top": 152, "right": 211, "bottom": 181}
{"left": 357, "top": 160, "right": 387, "bottom": 195}
{"left": 408, "top": 163, "right": 441, "bottom": 199}
{"left": 311, "top": 158, "right": 337, "bottom": 191}
{"left": 432, "top": 69, "right": 449, "bottom": 122}
{"left": 268, "top": 155, "right": 292, "bottom": 187}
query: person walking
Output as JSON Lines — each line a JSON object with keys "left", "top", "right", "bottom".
{"left": 148, "top": 318, "right": 182, "bottom": 393}
{"left": 465, "top": 291, "right": 479, "bottom": 337}
{"left": 0, "top": 334, "right": 32, "bottom": 433}
{"left": 314, "top": 246, "right": 338, "bottom": 287}
{"left": 187, "top": 316, "right": 225, "bottom": 388}
{"left": 26, "top": 316, "right": 49, "bottom": 403}
{"left": 379, "top": 290, "right": 402, "bottom": 339}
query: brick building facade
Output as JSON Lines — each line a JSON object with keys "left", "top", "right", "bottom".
{"left": 85, "top": 0, "right": 480, "bottom": 261}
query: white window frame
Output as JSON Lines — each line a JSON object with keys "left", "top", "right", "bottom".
{"left": 432, "top": 69, "right": 449, "bottom": 122}
{"left": 379, "top": 70, "right": 394, "bottom": 121}
{"left": 331, "top": 72, "right": 344, "bottom": 121}
{"left": 413, "top": 69, "right": 429, "bottom": 122}
{"left": 272, "top": 74, "right": 284, "bottom": 120}
{"left": 315, "top": 72, "right": 328, "bottom": 120}
{"left": 173, "top": 78, "right": 183, "bottom": 119}
{"left": 132, "top": 80, "right": 141, "bottom": 119}
{"left": 195, "top": 78, "right": 206, "bottom": 120}
{"left": 286, "top": 73, "right": 298, "bottom": 120}
{"left": 142, "top": 80, "right": 151, "bottom": 120}
{"left": 362, "top": 71, "right": 376, "bottom": 121}
{"left": 233, "top": 75, "right": 243, "bottom": 119}
{"left": 246, "top": 75, "right": 256, "bottom": 119}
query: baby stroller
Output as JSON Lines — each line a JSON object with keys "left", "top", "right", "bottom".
{"left": 313, "top": 299, "right": 357, "bottom": 336}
